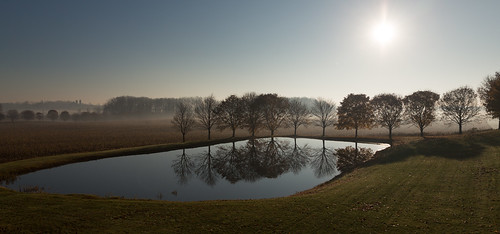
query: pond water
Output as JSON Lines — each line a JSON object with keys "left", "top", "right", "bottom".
{"left": 1, "top": 138, "right": 389, "bottom": 201}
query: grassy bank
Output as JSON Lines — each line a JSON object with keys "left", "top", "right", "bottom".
{"left": 0, "top": 137, "right": 248, "bottom": 182}
{"left": 1, "top": 131, "right": 499, "bottom": 232}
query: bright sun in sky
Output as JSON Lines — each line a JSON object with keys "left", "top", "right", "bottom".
{"left": 372, "top": 21, "right": 396, "bottom": 46}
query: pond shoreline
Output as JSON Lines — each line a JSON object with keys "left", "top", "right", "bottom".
{"left": 0, "top": 135, "right": 390, "bottom": 185}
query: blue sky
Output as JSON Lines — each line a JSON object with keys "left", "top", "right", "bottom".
{"left": 1, "top": 0, "right": 499, "bottom": 104}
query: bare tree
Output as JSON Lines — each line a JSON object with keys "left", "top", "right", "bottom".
{"left": 478, "top": 71, "right": 500, "bottom": 129}
{"left": 215, "top": 95, "right": 244, "bottom": 138}
{"left": 256, "top": 94, "right": 289, "bottom": 137}
{"left": 311, "top": 99, "right": 336, "bottom": 137}
{"left": 195, "top": 95, "right": 219, "bottom": 140}
{"left": 371, "top": 94, "right": 404, "bottom": 141}
{"left": 241, "top": 92, "right": 263, "bottom": 138}
{"left": 440, "top": 86, "right": 481, "bottom": 134}
{"left": 287, "top": 99, "right": 310, "bottom": 137}
{"left": 403, "top": 91, "right": 440, "bottom": 137}
{"left": 172, "top": 102, "right": 195, "bottom": 142}
{"left": 336, "top": 94, "right": 374, "bottom": 140}
{"left": 7, "top": 110, "right": 19, "bottom": 122}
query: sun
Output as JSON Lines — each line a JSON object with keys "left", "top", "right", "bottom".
{"left": 372, "top": 21, "right": 395, "bottom": 46}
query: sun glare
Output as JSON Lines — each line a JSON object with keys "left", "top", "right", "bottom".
{"left": 372, "top": 21, "right": 395, "bottom": 46}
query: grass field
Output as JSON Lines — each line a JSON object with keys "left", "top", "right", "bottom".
{"left": 0, "top": 124, "right": 499, "bottom": 232}
{"left": 0, "top": 120, "right": 391, "bottom": 163}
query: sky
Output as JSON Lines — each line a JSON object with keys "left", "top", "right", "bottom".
{"left": 1, "top": 0, "right": 499, "bottom": 105}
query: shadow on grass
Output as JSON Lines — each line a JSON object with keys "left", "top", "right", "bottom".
{"left": 367, "top": 137, "right": 486, "bottom": 167}
{"left": 414, "top": 138, "right": 485, "bottom": 160}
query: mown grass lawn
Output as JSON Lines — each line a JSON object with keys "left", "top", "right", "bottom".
{"left": 0, "top": 131, "right": 499, "bottom": 233}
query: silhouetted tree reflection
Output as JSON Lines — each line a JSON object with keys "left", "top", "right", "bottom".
{"left": 310, "top": 140, "right": 338, "bottom": 178}
{"left": 169, "top": 138, "right": 373, "bottom": 186}
{"left": 171, "top": 149, "right": 195, "bottom": 185}
{"left": 288, "top": 138, "right": 311, "bottom": 174}
{"left": 194, "top": 146, "right": 219, "bottom": 187}
{"left": 213, "top": 142, "right": 245, "bottom": 183}
{"left": 335, "top": 145, "right": 374, "bottom": 172}
{"left": 213, "top": 139, "right": 311, "bottom": 183}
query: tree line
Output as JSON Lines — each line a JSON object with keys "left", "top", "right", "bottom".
{"left": 0, "top": 100, "right": 99, "bottom": 114}
{"left": 0, "top": 109, "right": 101, "bottom": 122}
{"left": 102, "top": 96, "right": 201, "bottom": 116}
{"left": 172, "top": 74, "right": 500, "bottom": 143}
{"left": 2, "top": 70, "right": 499, "bottom": 142}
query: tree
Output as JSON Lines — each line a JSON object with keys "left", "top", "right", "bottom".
{"left": 7, "top": 110, "right": 19, "bottom": 122}
{"left": 171, "top": 102, "right": 195, "bottom": 142}
{"left": 103, "top": 96, "right": 153, "bottom": 116}
{"left": 287, "top": 99, "right": 310, "bottom": 137}
{"left": 241, "top": 92, "right": 264, "bottom": 138}
{"left": 47, "top": 110, "right": 59, "bottom": 121}
{"left": 195, "top": 95, "right": 219, "bottom": 140}
{"left": 215, "top": 95, "right": 244, "bottom": 138}
{"left": 35, "top": 112, "right": 44, "bottom": 120}
{"left": 336, "top": 94, "right": 374, "bottom": 139}
{"left": 403, "top": 91, "right": 440, "bottom": 137}
{"left": 478, "top": 72, "right": 500, "bottom": 129}
{"left": 311, "top": 99, "right": 336, "bottom": 137}
{"left": 20, "top": 110, "right": 35, "bottom": 120}
{"left": 256, "top": 94, "right": 289, "bottom": 137}
{"left": 440, "top": 86, "right": 481, "bottom": 134}
{"left": 60, "top": 111, "right": 71, "bottom": 121}
{"left": 371, "top": 94, "right": 404, "bottom": 141}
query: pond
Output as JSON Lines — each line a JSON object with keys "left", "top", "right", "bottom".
{"left": 1, "top": 138, "right": 389, "bottom": 201}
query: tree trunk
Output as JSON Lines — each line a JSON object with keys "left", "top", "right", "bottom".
{"left": 389, "top": 126, "right": 393, "bottom": 141}
{"left": 355, "top": 127, "right": 358, "bottom": 140}
{"left": 420, "top": 126, "right": 424, "bottom": 137}
{"left": 294, "top": 127, "right": 297, "bottom": 137}
{"left": 232, "top": 128, "right": 235, "bottom": 138}
{"left": 459, "top": 123, "right": 463, "bottom": 134}
{"left": 208, "top": 128, "right": 211, "bottom": 140}
{"left": 271, "top": 129, "right": 274, "bottom": 137}
{"left": 182, "top": 133, "right": 185, "bottom": 142}
{"left": 322, "top": 127, "right": 325, "bottom": 137}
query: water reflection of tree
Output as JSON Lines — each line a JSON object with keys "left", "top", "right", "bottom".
{"left": 310, "top": 140, "right": 337, "bottom": 178}
{"left": 288, "top": 138, "right": 310, "bottom": 174}
{"left": 171, "top": 138, "right": 345, "bottom": 186}
{"left": 335, "top": 144, "right": 374, "bottom": 172}
{"left": 238, "top": 139, "right": 264, "bottom": 182}
{"left": 213, "top": 138, "right": 311, "bottom": 183}
{"left": 171, "top": 149, "right": 195, "bottom": 185}
{"left": 257, "top": 138, "right": 291, "bottom": 178}
{"left": 194, "top": 146, "right": 218, "bottom": 187}
{"left": 213, "top": 141, "right": 245, "bottom": 183}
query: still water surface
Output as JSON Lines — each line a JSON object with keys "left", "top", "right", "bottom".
{"left": 1, "top": 138, "right": 388, "bottom": 201}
